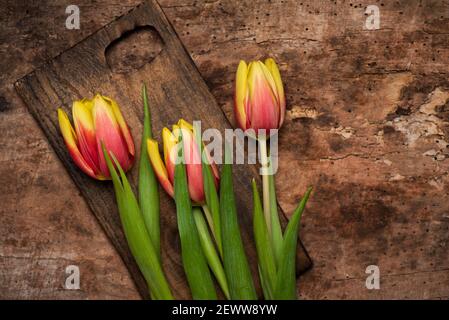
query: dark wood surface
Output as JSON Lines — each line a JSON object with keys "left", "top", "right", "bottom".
{"left": 13, "top": 0, "right": 311, "bottom": 299}
{"left": 1, "top": 0, "right": 449, "bottom": 299}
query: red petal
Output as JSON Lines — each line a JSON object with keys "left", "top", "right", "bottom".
{"left": 93, "top": 96, "right": 133, "bottom": 177}
{"left": 248, "top": 62, "right": 280, "bottom": 132}
{"left": 180, "top": 127, "right": 205, "bottom": 203}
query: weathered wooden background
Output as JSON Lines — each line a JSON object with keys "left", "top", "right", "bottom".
{"left": 1, "top": 0, "right": 448, "bottom": 299}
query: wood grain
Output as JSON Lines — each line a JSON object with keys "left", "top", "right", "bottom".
{"left": 14, "top": 0, "right": 311, "bottom": 299}
{"left": 3, "top": 0, "right": 449, "bottom": 300}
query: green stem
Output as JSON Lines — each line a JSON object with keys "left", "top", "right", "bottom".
{"left": 201, "top": 204, "right": 223, "bottom": 257}
{"left": 193, "top": 208, "right": 230, "bottom": 299}
{"left": 199, "top": 130, "right": 223, "bottom": 257}
{"left": 268, "top": 171, "right": 283, "bottom": 266}
{"left": 259, "top": 137, "right": 272, "bottom": 235}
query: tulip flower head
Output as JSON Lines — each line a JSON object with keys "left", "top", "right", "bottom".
{"left": 234, "top": 58, "right": 286, "bottom": 137}
{"left": 147, "top": 119, "right": 219, "bottom": 204}
{"left": 57, "top": 94, "right": 135, "bottom": 180}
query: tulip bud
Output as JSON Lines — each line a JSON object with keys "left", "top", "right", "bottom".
{"left": 234, "top": 58, "right": 286, "bottom": 135}
{"left": 57, "top": 94, "right": 135, "bottom": 180}
{"left": 147, "top": 119, "right": 219, "bottom": 204}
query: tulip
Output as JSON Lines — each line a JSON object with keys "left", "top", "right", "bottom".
{"left": 235, "top": 59, "right": 286, "bottom": 263}
{"left": 146, "top": 119, "right": 219, "bottom": 204}
{"left": 234, "top": 58, "right": 285, "bottom": 134}
{"left": 148, "top": 120, "right": 228, "bottom": 298}
{"left": 57, "top": 94, "right": 135, "bottom": 180}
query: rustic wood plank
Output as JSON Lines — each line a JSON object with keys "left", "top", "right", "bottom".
{"left": 3, "top": 0, "right": 449, "bottom": 300}
{"left": 0, "top": 0, "right": 144, "bottom": 300}
{"left": 166, "top": 0, "right": 449, "bottom": 299}
{"left": 14, "top": 0, "right": 311, "bottom": 299}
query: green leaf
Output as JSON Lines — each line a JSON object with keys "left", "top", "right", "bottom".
{"left": 220, "top": 147, "right": 257, "bottom": 300}
{"left": 258, "top": 264, "right": 273, "bottom": 300}
{"left": 274, "top": 187, "right": 312, "bottom": 300}
{"left": 196, "top": 124, "right": 222, "bottom": 256}
{"left": 174, "top": 137, "right": 217, "bottom": 300}
{"left": 201, "top": 148, "right": 222, "bottom": 257}
{"left": 193, "top": 208, "right": 230, "bottom": 299}
{"left": 102, "top": 145, "right": 173, "bottom": 300}
{"left": 268, "top": 171, "right": 283, "bottom": 267}
{"left": 138, "top": 84, "right": 160, "bottom": 259}
{"left": 252, "top": 179, "right": 276, "bottom": 300}
{"left": 102, "top": 142, "right": 124, "bottom": 198}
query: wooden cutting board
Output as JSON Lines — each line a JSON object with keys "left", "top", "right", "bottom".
{"left": 15, "top": 0, "right": 311, "bottom": 299}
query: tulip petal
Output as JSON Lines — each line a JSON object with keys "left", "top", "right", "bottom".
{"left": 57, "top": 108, "right": 98, "bottom": 179}
{"left": 259, "top": 61, "right": 280, "bottom": 103}
{"left": 184, "top": 129, "right": 205, "bottom": 204}
{"left": 93, "top": 94, "right": 133, "bottom": 176}
{"left": 264, "top": 58, "right": 286, "bottom": 127}
{"left": 235, "top": 60, "right": 249, "bottom": 130}
{"left": 209, "top": 161, "right": 220, "bottom": 189}
{"left": 173, "top": 125, "right": 204, "bottom": 203}
{"left": 247, "top": 62, "right": 280, "bottom": 132}
{"left": 201, "top": 141, "right": 220, "bottom": 189}
{"left": 147, "top": 138, "right": 174, "bottom": 197}
{"left": 179, "top": 119, "right": 220, "bottom": 191}
{"left": 72, "top": 99, "right": 101, "bottom": 176}
{"left": 105, "top": 95, "right": 136, "bottom": 157}
{"left": 162, "top": 127, "right": 178, "bottom": 184}
{"left": 177, "top": 119, "right": 194, "bottom": 132}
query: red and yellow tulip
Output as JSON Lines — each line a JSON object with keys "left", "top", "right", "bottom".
{"left": 147, "top": 119, "right": 219, "bottom": 203}
{"left": 234, "top": 58, "right": 286, "bottom": 133}
{"left": 57, "top": 94, "right": 135, "bottom": 180}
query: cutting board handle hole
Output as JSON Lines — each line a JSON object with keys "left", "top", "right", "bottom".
{"left": 105, "top": 25, "right": 164, "bottom": 74}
